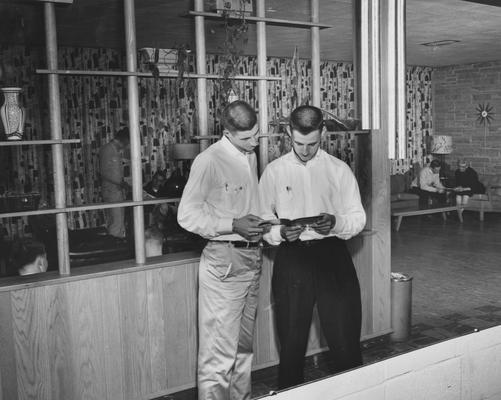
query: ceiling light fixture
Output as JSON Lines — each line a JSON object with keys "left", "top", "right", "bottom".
{"left": 420, "top": 40, "right": 460, "bottom": 47}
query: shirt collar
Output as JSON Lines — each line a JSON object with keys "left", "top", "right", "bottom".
{"left": 286, "top": 148, "right": 324, "bottom": 166}
{"left": 221, "top": 135, "right": 249, "bottom": 159}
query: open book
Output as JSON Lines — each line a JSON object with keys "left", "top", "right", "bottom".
{"left": 259, "top": 215, "right": 323, "bottom": 228}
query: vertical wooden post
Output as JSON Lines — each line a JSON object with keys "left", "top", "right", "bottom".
{"left": 44, "top": 2, "right": 70, "bottom": 275}
{"left": 310, "top": 0, "right": 320, "bottom": 107}
{"left": 256, "top": 0, "right": 268, "bottom": 174}
{"left": 124, "top": 0, "right": 145, "bottom": 264}
{"left": 353, "top": 0, "right": 398, "bottom": 335}
{"left": 396, "top": 0, "right": 407, "bottom": 158}
{"left": 195, "top": 0, "right": 209, "bottom": 152}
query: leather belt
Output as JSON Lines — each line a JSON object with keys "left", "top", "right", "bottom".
{"left": 210, "top": 240, "right": 261, "bottom": 248}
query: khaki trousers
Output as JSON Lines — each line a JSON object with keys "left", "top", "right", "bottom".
{"left": 197, "top": 241, "right": 262, "bottom": 400}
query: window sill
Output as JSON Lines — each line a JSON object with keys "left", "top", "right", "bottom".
{"left": 0, "top": 250, "right": 201, "bottom": 292}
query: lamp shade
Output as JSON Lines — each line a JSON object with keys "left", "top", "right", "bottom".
{"left": 431, "top": 135, "right": 453, "bottom": 154}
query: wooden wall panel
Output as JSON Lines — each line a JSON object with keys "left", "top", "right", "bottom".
{"left": 0, "top": 291, "right": 17, "bottom": 400}
{"left": 66, "top": 279, "right": 108, "bottom": 400}
{"left": 11, "top": 287, "right": 51, "bottom": 400}
{"left": 253, "top": 249, "right": 279, "bottom": 367}
{"left": 117, "top": 273, "right": 152, "bottom": 399}
{"left": 98, "top": 276, "right": 124, "bottom": 400}
{"left": 146, "top": 268, "right": 169, "bottom": 394}
{"left": 0, "top": 250, "right": 385, "bottom": 399}
{"left": 348, "top": 235, "right": 373, "bottom": 338}
{"left": 46, "top": 284, "right": 73, "bottom": 400}
{"left": 158, "top": 263, "right": 198, "bottom": 388}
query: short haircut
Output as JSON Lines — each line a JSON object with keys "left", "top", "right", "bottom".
{"left": 115, "top": 126, "right": 130, "bottom": 144}
{"left": 430, "top": 159, "right": 441, "bottom": 168}
{"left": 221, "top": 101, "right": 257, "bottom": 133}
{"left": 289, "top": 105, "right": 324, "bottom": 135}
{"left": 152, "top": 170, "right": 166, "bottom": 180}
{"left": 10, "top": 239, "right": 46, "bottom": 273}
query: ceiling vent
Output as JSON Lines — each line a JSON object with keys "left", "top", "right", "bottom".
{"left": 421, "top": 40, "right": 460, "bottom": 48}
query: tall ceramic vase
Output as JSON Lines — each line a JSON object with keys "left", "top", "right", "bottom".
{"left": 0, "top": 87, "right": 25, "bottom": 141}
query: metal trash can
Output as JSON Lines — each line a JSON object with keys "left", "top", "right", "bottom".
{"left": 390, "top": 272, "right": 413, "bottom": 341}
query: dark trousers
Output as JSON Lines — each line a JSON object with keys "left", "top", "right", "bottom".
{"left": 409, "top": 187, "right": 447, "bottom": 208}
{"left": 272, "top": 236, "right": 363, "bottom": 390}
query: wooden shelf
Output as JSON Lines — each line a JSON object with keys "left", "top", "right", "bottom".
{"left": 0, "top": 198, "right": 181, "bottom": 219}
{"left": 36, "top": 69, "right": 282, "bottom": 81}
{"left": 186, "top": 11, "right": 333, "bottom": 29}
{"left": 0, "top": 139, "right": 80, "bottom": 147}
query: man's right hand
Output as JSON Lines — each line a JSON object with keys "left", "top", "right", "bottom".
{"left": 280, "top": 225, "right": 303, "bottom": 242}
{"left": 232, "top": 214, "right": 265, "bottom": 242}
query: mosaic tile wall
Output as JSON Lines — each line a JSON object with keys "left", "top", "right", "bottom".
{"left": 0, "top": 45, "right": 431, "bottom": 237}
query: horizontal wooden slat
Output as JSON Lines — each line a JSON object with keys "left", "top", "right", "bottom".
{"left": 35, "top": 69, "right": 282, "bottom": 81}
{"left": 0, "top": 139, "right": 80, "bottom": 146}
{"left": 186, "top": 11, "right": 333, "bottom": 29}
{"left": 0, "top": 198, "right": 181, "bottom": 219}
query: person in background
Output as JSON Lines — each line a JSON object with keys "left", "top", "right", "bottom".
{"left": 99, "top": 127, "right": 130, "bottom": 240}
{"left": 143, "top": 171, "right": 167, "bottom": 198}
{"left": 10, "top": 239, "right": 48, "bottom": 276}
{"left": 454, "top": 159, "right": 485, "bottom": 207}
{"left": 259, "top": 105, "right": 366, "bottom": 390}
{"left": 177, "top": 100, "right": 266, "bottom": 400}
{"left": 410, "top": 159, "right": 447, "bottom": 208}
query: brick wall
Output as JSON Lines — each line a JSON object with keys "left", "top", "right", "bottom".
{"left": 433, "top": 61, "right": 501, "bottom": 174}
{"left": 260, "top": 325, "right": 501, "bottom": 400}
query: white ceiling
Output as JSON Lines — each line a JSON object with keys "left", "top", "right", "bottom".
{"left": 1, "top": 0, "right": 501, "bottom": 67}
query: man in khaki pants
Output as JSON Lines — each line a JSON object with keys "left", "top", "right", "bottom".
{"left": 178, "top": 101, "right": 266, "bottom": 400}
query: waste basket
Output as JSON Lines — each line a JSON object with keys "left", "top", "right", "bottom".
{"left": 390, "top": 272, "right": 413, "bottom": 341}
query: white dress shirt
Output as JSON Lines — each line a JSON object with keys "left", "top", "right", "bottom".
{"left": 411, "top": 166, "right": 445, "bottom": 192}
{"left": 259, "top": 149, "right": 366, "bottom": 245}
{"left": 177, "top": 136, "right": 260, "bottom": 240}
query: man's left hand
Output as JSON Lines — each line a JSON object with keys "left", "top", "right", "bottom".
{"left": 311, "top": 213, "right": 336, "bottom": 235}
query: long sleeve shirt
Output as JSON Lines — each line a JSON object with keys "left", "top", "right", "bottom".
{"left": 177, "top": 136, "right": 260, "bottom": 240}
{"left": 411, "top": 166, "right": 445, "bottom": 192}
{"left": 259, "top": 149, "right": 366, "bottom": 246}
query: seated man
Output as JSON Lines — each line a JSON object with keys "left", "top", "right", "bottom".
{"left": 454, "top": 160, "right": 485, "bottom": 207}
{"left": 410, "top": 159, "right": 447, "bottom": 208}
{"left": 143, "top": 171, "right": 167, "bottom": 198}
{"left": 10, "top": 239, "right": 48, "bottom": 276}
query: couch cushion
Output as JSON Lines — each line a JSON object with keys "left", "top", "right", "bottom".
{"left": 396, "top": 193, "right": 419, "bottom": 201}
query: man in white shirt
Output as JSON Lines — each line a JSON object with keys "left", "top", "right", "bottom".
{"left": 410, "top": 159, "right": 446, "bottom": 208}
{"left": 177, "top": 101, "right": 266, "bottom": 400}
{"left": 259, "top": 105, "right": 366, "bottom": 390}
{"left": 99, "top": 127, "right": 130, "bottom": 239}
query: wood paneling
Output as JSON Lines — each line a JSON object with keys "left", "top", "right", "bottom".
{"left": 0, "top": 291, "right": 17, "bottom": 400}
{"left": 0, "top": 249, "right": 386, "bottom": 399}
{"left": 118, "top": 272, "right": 152, "bottom": 398}
{"left": 11, "top": 287, "right": 51, "bottom": 400}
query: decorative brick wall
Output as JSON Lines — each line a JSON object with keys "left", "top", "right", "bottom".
{"left": 433, "top": 61, "right": 501, "bottom": 174}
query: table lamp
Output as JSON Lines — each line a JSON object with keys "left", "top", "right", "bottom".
{"left": 431, "top": 135, "right": 453, "bottom": 165}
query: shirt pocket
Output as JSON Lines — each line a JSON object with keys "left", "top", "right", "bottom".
{"left": 277, "top": 184, "right": 294, "bottom": 212}
{"left": 221, "top": 181, "right": 247, "bottom": 209}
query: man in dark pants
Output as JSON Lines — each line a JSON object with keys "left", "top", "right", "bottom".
{"left": 259, "top": 105, "right": 366, "bottom": 389}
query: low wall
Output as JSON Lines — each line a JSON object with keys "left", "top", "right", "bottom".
{"left": 261, "top": 325, "right": 501, "bottom": 400}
